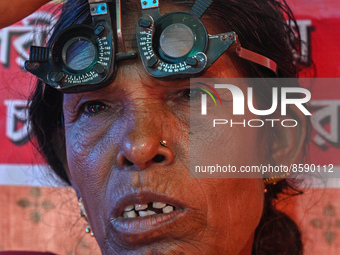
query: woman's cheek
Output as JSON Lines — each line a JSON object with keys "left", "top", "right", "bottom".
{"left": 202, "top": 179, "right": 263, "bottom": 254}
{"left": 64, "top": 112, "right": 122, "bottom": 186}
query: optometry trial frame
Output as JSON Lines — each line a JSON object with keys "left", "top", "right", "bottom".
{"left": 24, "top": 0, "right": 277, "bottom": 93}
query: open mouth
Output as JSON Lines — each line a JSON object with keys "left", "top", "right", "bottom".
{"left": 122, "top": 202, "right": 179, "bottom": 218}
{"left": 110, "top": 192, "right": 188, "bottom": 242}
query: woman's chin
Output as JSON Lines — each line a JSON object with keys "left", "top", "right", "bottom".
{"left": 102, "top": 237, "right": 210, "bottom": 255}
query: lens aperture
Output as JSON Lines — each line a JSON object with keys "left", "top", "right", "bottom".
{"left": 160, "top": 23, "right": 194, "bottom": 59}
{"left": 63, "top": 38, "right": 96, "bottom": 71}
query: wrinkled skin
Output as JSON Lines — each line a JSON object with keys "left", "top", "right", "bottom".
{"left": 63, "top": 2, "right": 266, "bottom": 254}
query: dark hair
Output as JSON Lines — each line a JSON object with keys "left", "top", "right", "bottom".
{"left": 28, "top": 0, "right": 306, "bottom": 254}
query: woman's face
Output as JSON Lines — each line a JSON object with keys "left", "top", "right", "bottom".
{"left": 63, "top": 2, "right": 266, "bottom": 255}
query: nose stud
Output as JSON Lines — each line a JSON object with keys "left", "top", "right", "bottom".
{"left": 160, "top": 140, "right": 168, "bottom": 147}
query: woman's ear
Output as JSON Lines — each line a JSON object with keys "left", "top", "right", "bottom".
{"left": 68, "top": 174, "right": 81, "bottom": 198}
{"left": 54, "top": 127, "right": 81, "bottom": 198}
{"left": 62, "top": 159, "right": 80, "bottom": 198}
{"left": 62, "top": 154, "right": 81, "bottom": 198}
{"left": 272, "top": 104, "right": 307, "bottom": 165}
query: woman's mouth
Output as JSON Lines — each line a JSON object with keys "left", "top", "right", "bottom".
{"left": 109, "top": 192, "right": 187, "bottom": 244}
{"left": 122, "top": 202, "right": 180, "bottom": 218}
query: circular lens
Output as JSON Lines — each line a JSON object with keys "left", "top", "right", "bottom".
{"left": 160, "top": 23, "right": 194, "bottom": 58}
{"left": 63, "top": 38, "right": 96, "bottom": 71}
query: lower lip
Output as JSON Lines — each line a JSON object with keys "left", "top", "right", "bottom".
{"left": 110, "top": 209, "right": 185, "bottom": 242}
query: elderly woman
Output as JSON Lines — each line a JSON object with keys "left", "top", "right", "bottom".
{"left": 3, "top": 0, "right": 307, "bottom": 254}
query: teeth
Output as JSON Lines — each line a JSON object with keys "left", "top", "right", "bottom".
{"left": 138, "top": 211, "right": 148, "bottom": 217}
{"left": 124, "top": 204, "right": 134, "bottom": 212}
{"left": 135, "top": 204, "right": 148, "bottom": 211}
{"left": 123, "top": 210, "right": 137, "bottom": 218}
{"left": 162, "top": 206, "right": 174, "bottom": 214}
{"left": 147, "top": 210, "right": 156, "bottom": 215}
{"left": 152, "top": 202, "right": 166, "bottom": 209}
{"left": 138, "top": 210, "right": 158, "bottom": 217}
{"left": 121, "top": 203, "right": 177, "bottom": 218}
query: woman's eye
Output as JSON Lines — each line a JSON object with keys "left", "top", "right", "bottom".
{"left": 83, "top": 102, "right": 108, "bottom": 114}
{"left": 177, "top": 88, "right": 202, "bottom": 100}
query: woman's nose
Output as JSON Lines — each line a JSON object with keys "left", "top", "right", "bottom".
{"left": 116, "top": 115, "right": 175, "bottom": 170}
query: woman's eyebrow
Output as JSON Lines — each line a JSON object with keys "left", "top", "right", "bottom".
{"left": 63, "top": 78, "right": 190, "bottom": 104}
{"left": 152, "top": 79, "right": 191, "bottom": 89}
{"left": 63, "top": 88, "right": 114, "bottom": 105}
